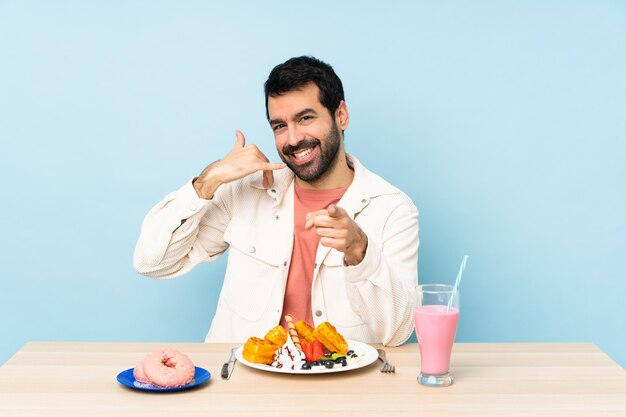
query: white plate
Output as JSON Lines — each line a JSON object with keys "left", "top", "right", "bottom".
{"left": 234, "top": 340, "right": 378, "bottom": 374}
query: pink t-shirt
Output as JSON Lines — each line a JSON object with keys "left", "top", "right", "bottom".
{"left": 280, "top": 183, "right": 348, "bottom": 328}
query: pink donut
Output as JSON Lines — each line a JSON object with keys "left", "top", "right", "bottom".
{"left": 133, "top": 359, "right": 150, "bottom": 383}
{"left": 142, "top": 349, "right": 195, "bottom": 388}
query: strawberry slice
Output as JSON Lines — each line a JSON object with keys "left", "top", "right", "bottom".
{"left": 311, "top": 340, "right": 325, "bottom": 362}
{"left": 300, "top": 342, "right": 313, "bottom": 362}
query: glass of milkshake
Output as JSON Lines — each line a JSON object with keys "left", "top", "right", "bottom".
{"left": 413, "top": 284, "right": 460, "bottom": 387}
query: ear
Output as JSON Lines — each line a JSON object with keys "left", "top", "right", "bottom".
{"left": 334, "top": 100, "right": 349, "bottom": 132}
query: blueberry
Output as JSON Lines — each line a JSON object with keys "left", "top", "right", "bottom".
{"left": 324, "top": 360, "right": 334, "bottom": 369}
{"left": 301, "top": 363, "right": 312, "bottom": 370}
{"left": 347, "top": 350, "right": 355, "bottom": 356}
{"left": 350, "top": 354, "right": 358, "bottom": 358}
{"left": 312, "top": 361, "right": 321, "bottom": 366}
{"left": 339, "top": 358, "right": 348, "bottom": 367}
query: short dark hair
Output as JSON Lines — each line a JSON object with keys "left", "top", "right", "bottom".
{"left": 264, "top": 56, "right": 345, "bottom": 120}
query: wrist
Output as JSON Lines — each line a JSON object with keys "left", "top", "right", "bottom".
{"left": 344, "top": 233, "right": 368, "bottom": 266}
{"left": 192, "top": 169, "right": 222, "bottom": 200}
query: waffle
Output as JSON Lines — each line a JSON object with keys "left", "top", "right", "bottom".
{"left": 313, "top": 321, "right": 348, "bottom": 354}
{"left": 264, "top": 325, "right": 288, "bottom": 347}
{"left": 295, "top": 320, "right": 316, "bottom": 344}
{"left": 242, "top": 337, "right": 280, "bottom": 365}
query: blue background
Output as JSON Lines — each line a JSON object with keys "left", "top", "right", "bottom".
{"left": 1, "top": 1, "right": 625, "bottom": 368}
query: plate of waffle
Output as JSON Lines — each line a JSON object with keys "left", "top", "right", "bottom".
{"left": 235, "top": 316, "right": 378, "bottom": 374}
{"left": 234, "top": 339, "right": 377, "bottom": 374}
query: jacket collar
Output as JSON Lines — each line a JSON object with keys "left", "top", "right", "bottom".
{"left": 249, "top": 154, "right": 401, "bottom": 212}
{"left": 340, "top": 154, "right": 401, "bottom": 217}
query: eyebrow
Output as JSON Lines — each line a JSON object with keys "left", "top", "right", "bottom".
{"left": 269, "top": 108, "right": 318, "bottom": 126}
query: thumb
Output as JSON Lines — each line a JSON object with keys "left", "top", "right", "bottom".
{"left": 232, "top": 130, "right": 246, "bottom": 150}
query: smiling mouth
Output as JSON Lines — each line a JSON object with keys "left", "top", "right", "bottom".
{"left": 292, "top": 147, "right": 314, "bottom": 160}
{"left": 283, "top": 139, "right": 320, "bottom": 165}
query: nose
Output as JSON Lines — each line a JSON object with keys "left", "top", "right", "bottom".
{"left": 286, "top": 124, "right": 304, "bottom": 146}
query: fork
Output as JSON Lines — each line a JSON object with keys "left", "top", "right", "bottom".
{"left": 376, "top": 349, "right": 395, "bottom": 373}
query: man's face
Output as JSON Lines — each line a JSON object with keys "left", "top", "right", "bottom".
{"left": 268, "top": 83, "right": 343, "bottom": 183}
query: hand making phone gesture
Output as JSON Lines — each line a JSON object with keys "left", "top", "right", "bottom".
{"left": 193, "top": 130, "right": 285, "bottom": 199}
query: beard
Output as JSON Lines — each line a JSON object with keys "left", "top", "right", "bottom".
{"left": 279, "top": 121, "right": 342, "bottom": 183}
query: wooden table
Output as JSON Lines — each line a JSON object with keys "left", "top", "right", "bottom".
{"left": 1, "top": 342, "right": 625, "bottom": 416}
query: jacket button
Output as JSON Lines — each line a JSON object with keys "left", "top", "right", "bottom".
{"left": 315, "top": 310, "right": 322, "bottom": 317}
{"left": 275, "top": 215, "right": 280, "bottom": 220}
{"left": 283, "top": 261, "right": 287, "bottom": 267}
{"left": 314, "top": 263, "right": 317, "bottom": 269}
{"left": 361, "top": 199, "right": 367, "bottom": 204}
{"left": 248, "top": 246, "right": 256, "bottom": 253}
{"left": 189, "top": 204, "right": 197, "bottom": 211}
{"left": 270, "top": 189, "right": 276, "bottom": 193}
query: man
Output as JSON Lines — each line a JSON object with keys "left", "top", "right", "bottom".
{"left": 133, "top": 56, "right": 419, "bottom": 346}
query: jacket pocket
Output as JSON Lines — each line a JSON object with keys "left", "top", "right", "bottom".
{"left": 321, "top": 248, "right": 344, "bottom": 267}
{"left": 222, "top": 220, "right": 282, "bottom": 322}
{"left": 320, "top": 249, "right": 364, "bottom": 327}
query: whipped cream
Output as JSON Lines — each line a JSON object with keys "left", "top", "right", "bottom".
{"left": 271, "top": 335, "right": 305, "bottom": 370}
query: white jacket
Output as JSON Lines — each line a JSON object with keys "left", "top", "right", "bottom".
{"left": 133, "top": 156, "right": 419, "bottom": 346}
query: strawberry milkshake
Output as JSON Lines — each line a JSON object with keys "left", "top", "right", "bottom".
{"left": 413, "top": 284, "right": 459, "bottom": 387}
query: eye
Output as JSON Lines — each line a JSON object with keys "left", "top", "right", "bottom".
{"left": 272, "top": 123, "right": 286, "bottom": 132}
{"left": 300, "top": 115, "right": 314, "bottom": 122}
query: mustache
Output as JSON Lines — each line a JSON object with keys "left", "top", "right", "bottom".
{"left": 283, "top": 138, "right": 320, "bottom": 155}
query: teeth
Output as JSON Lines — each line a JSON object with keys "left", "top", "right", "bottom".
{"left": 293, "top": 148, "right": 313, "bottom": 159}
